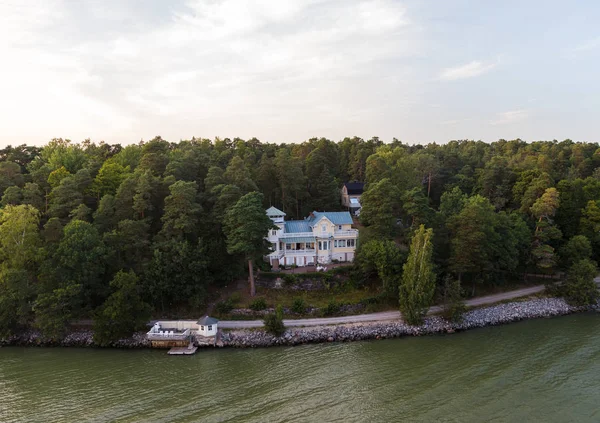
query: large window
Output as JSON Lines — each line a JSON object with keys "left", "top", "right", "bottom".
{"left": 347, "top": 239, "right": 355, "bottom": 247}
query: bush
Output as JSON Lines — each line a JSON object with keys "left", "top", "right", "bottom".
{"left": 249, "top": 297, "right": 268, "bottom": 311}
{"left": 264, "top": 305, "right": 286, "bottom": 336}
{"left": 282, "top": 274, "right": 297, "bottom": 286}
{"left": 215, "top": 299, "right": 234, "bottom": 314}
{"left": 291, "top": 297, "right": 306, "bottom": 314}
{"left": 563, "top": 259, "right": 599, "bottom": 306}
{"left": 322, "top": 301, "right": 340, "bottom": 317}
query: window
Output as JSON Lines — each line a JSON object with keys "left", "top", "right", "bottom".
{"left": 338, "top": 225, "right": 342, "bottom": 230}
{"left": 321, "top": 224, "right": 326, "bottom": 232}
{"left": 208, "top": 325, "right": 212, "bottom": 331}
{"left": 271, "top": 230, "right": 277, "bottom": 236}
{"left": 200, "top": 325, "right": 204, "bottom": 331}
{"left": 339, "top": 240, "right": 346, "bottom": 248}
{"left": 318, "top": 241, "right": 322, "bottom": 250}
{"left": 334, "top": 240, "right": 338, "bottom": 247}
{"left": 347, "top": 239, "right": 355, "bottom": 247}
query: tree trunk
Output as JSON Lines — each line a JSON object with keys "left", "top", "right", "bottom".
{"left": 248, "top": 259, "right": 256, "bottom": 297}
{"left": 427, "top": 171, "right": 432, "bottom": 198}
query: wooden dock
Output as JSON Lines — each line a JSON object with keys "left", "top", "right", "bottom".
{"left": 167, "top": 344, "right": 198, "bottom": 355}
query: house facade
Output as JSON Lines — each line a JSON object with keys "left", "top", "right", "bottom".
{"left": 265, "top": 206, "right": 358, "bottom": 268}
{"left": 341, "top": 182, "right": 364, "bottom": 215}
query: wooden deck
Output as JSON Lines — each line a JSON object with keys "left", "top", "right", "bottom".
{"left": 167, "top": 344, "right": 198, "bottom": 355}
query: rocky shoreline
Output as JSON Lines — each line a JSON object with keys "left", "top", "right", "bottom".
{"left": 1, "top": 297, "right": 598, "bottom": 349}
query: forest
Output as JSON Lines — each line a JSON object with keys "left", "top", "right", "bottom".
{"left": 1, "top": 136, "right": 599, "bottom": 341}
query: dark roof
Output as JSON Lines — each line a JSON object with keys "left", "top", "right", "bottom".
{"left": 344, "top": 182, "right": 364, "bottom": 195}
{"left": 197, "top": 316, "right": 218, "bottom": 325}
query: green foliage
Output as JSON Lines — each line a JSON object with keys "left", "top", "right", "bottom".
{"left": 263, "top": 305, "right": 286, "bottom": 336}
{"left": 249, "top": 297, "right": 268, "bottom": 311}
{"left": 359, "top": 178, "right": 399, "bottom": 237}
{"left": 322, "top": 300, "right": 341, "bottom": 316}
{"left": 224, "top": 192, "right": 275, "bottom": 258}
{"left": 8, "top": 136, "right": 600, "bottom": 337}
{"left": 355, "top": 239, "right": 405, "bottom": 298}
{"left": 441, "top": 277, "right": 466, "bottom": 322}
{"left": 282, "top": 273, "right": 297, "bottom": 286}
{"left": 560, "top": 235, "right": 592, "bottom": 268}
{"left": 291, "top": 297, "right": 307, "bottom": 314}
{"left": 563, "top": 259, "right": 599, "bottom": 306}
{"left": 33, "top": 283, "right": 81, "bottom": 340}
{"left": 399, "top": 225, "right": 436, "bottom": 326}
{"left": 215, "top": 299, "right": 235, "bottom": 314}
{"left": 93, "top": 271, "right": 151, "bottom": 346}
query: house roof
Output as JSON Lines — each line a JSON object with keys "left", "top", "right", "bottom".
{"left": 197, "top": 316, "right": 218, "bottom": 325}
{"left": 266, "top": 206, "right": 286, "bottom": 217}
{"left": 285, "top": 220, "right": 312, "bottom": 233}
{"left": 343, "top": 182, "right": 364, "bottom": 195}
{"left": 309, "top": 211, "right": 353, "bottom": 225}
{"left": 280, "top": 236, "right": 316, "bottom": 243}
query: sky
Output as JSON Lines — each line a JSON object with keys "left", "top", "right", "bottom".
{"left": 1, "top": 0, "right": 600, "bottom": 147}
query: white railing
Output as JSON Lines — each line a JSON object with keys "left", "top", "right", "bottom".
{"left": 268, "top": 250, "right": 284, "bottom": 258}
{"left": 284, "top": 249, "right": 316, "bottom": 255}
{"left": 281, "top": 232, "right": 314, "bottom": 238}
{"left": 146, "top": 328, "right": 190, "bottom": 341}
{"left": 334, "top": 230, "right": 359, "bottom": 237}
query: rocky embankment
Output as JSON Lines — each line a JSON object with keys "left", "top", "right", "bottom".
{"left": 221, "top": 298, "right": 598, "bottom": 348}
{"left": 1, "top": 297, "right": 597, "bottom": 349}
{"left": 0, "top": 330, "right": 150, "bottom": 348}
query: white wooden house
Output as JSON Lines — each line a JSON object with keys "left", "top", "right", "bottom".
{"left": 265, "top": 206, "right": 358, "bottom": 268}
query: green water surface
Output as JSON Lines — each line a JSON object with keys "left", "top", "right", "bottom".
{"left": 1, "top": 313, "right": 599, "bottom": 422}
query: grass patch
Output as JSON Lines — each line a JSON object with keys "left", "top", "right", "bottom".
{"left": 237, "top": 285, "right": 380, "bottom": 310}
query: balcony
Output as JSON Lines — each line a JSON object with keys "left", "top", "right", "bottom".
{"left": 334, "top": 229, "right": 359, "bottom": 237}
{"left": 284, "top": 249, "right": 316, "bottom": 255}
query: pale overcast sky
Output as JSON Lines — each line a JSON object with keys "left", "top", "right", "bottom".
{"left": 1, "top": 0, "right": 600, "bottom": 146}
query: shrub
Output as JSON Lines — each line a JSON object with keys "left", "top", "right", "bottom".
{"left": 282, "top": 274, "right": 297, "bottom": 286}
{"left": 264, "top": 305, "right": 286, "bottom": 336}
{"left": 563, "top": 259, "right": 599, "bottom": 306}
{"left": 291, "top": 297, "right": 306, "bottom": 314}
{"left": 249, "top": 297, "right": 268, "bottom": 311}
{"left": 322, "top": 301, "right": 340, "bottom": 317}
{"left": 215, "top": 299, "right": 234, "bottom": 314}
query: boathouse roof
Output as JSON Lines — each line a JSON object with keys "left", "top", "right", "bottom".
{"left": 197, "top": 315, "right": 218, "bottom": 325}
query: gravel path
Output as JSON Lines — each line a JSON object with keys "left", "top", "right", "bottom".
{"left": 219, "top": 284, "right": 547, "bottom": 328}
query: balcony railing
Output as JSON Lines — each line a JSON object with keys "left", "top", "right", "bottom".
{"left": 283, "top": 249, "right": 316, "bottom": 255}
{"left": 334, "top": 230, "right": 359, "bottom": 237}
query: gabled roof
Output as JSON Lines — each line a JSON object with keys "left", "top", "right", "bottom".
{"left": 309, "top": 211, "right": 353, "bottom": 225}
{"left": 266, "top": 206, "right": 286, "bottom": 217}
{"left": 197, "top": 315, "right": 218, "bottom": 325}
{"left": 344, "top": 182, "right": 364, "bottom": 195}
{"left": 285, "top": 220, "right": 312, "bottom": 233}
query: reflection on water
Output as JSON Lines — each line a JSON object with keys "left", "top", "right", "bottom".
{"left": 1, "top": 313, "right": 599, "bottom": 422}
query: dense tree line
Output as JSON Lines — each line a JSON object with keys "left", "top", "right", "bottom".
{"left": 0, "top": 137, "right": 599, "bottom": 340}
